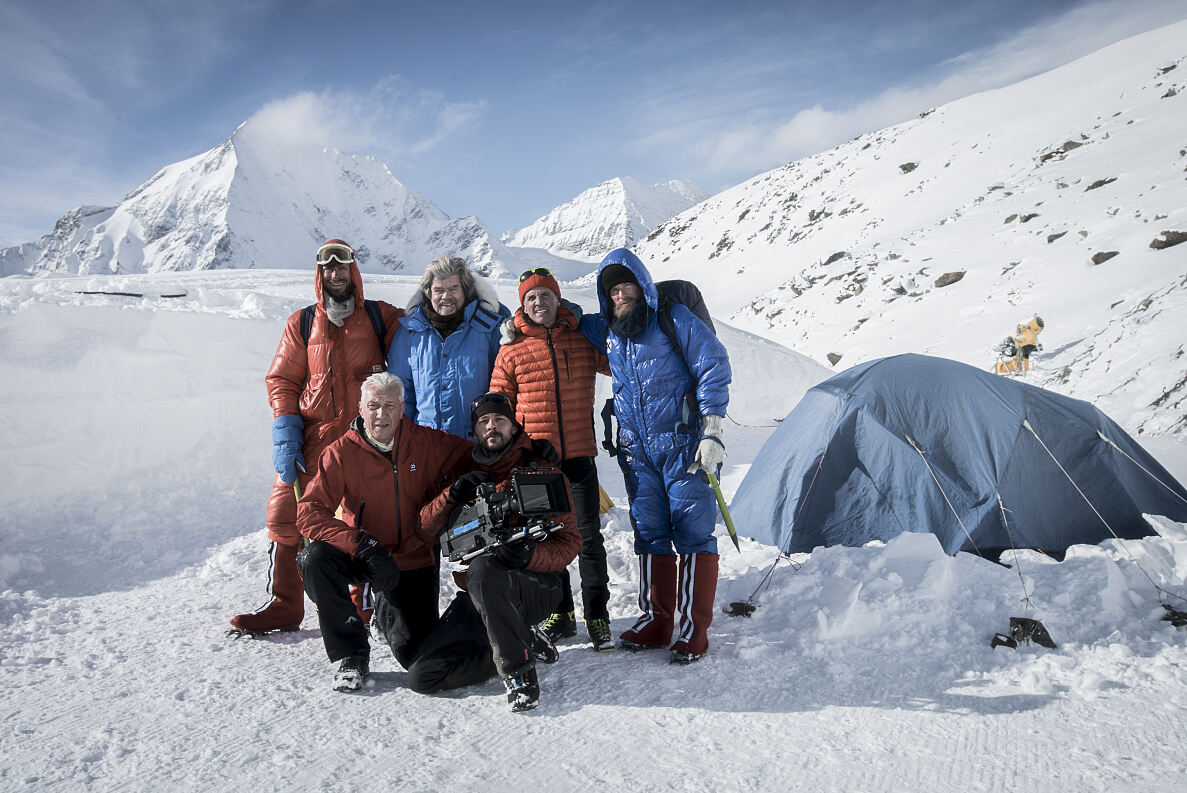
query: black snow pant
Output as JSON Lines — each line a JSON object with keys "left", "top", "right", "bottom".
{"left": 553, "top": 456, "right": 610, "bottom": 622}
{"left": 297, "top": 540, "right": 439, "bottom": 667}
{"left": 407, "top": 555, "right": 562, "bottom": 691}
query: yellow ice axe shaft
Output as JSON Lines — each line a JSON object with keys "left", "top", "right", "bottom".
{"left": 706, "top": 472, "right": 741, "bottom": 552}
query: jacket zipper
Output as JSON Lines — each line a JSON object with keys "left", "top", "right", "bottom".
{"left": 392, "top": 421, "right": 402, "bottom": 549}
{"left": 547, "top": 327, "right": 567, "bottom": 460}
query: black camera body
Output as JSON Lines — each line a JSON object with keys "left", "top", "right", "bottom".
{"left": 439, "top": 466, "right": 571, "bottom": 563}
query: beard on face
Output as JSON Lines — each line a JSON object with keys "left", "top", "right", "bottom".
{"left": 324, "top": 279, "right": 355, "bottom": 302}
{"left": 481, "top": 427, "right": 512, "bottom": 454}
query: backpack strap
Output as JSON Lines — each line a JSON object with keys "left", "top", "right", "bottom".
{"left": 657, "top": 302, "right": 684, "bottom": 362}
{"left": 363, "top": 299, "right": 386, "bottom": 344}
{"left": 300, "top": 300, "right": 386, "bottom": 346}
{"left": 299, "top": 304, "right": 316, "bottom": 345}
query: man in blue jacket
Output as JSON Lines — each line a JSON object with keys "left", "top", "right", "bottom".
{"left": 590, "top": 248, "right": 732, "bottom": 664}
{"left": 387, "top": 255, "right": 510, "bottom": 439}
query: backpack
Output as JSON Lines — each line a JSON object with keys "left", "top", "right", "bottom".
{"left": 601, "top": 279, "right": 715, "bottom": 455}
{"left": 299, "top": 299, "right": 387, "bottom": 346}
{"left": 655, "top": 279, "right": 716, "bottom": 358}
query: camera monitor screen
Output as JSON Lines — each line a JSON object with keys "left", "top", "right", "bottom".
{"left": 518, "top": 483, "right": 553, "bottom": 513}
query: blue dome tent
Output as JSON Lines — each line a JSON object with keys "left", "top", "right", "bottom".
{"left": 732, "top": 354, "right": 1187, "bottom": 556}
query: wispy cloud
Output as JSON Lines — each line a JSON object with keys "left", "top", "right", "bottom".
{"left": 238, "top": 79, "right": 486, "bottom": 161}
{"left": 635, "top": 0, "right": 1187, "bottom": 182}
{"left": 0, "top": 1, "right": 275, "bottom": 246}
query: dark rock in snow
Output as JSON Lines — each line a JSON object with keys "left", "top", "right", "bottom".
{"left": 934, "top": 271, "right": 966, "bottom": 288}
{"left": 1085, "top": 177, "right": 1117, "bottom": 191}
{"left": 1149, "top": 230, "right": 1187, "bottom": 250}
{"left": 823, "top": 251, "right": 847, "bottom": 266}
{"left": 827, "top": 352, "right": 843, "bottom": 366}
{"left": 1091, "top": 251, "right": 1120, "bottom": 265}
{"left": 1048, "top": 232, "right": 1068, "bottom": 243}
{"left": 899, "top": 162, "right": 918, "bottom": 174}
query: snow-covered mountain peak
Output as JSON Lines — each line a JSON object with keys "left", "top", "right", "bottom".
{"left": 0, "top": 125, "right": 512, "bottom": 278}
{"left": 502, "top": 176, "right": 708, "bottom": 260}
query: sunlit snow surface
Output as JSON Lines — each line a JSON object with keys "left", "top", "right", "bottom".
{"left": 1, "top": 270, "right": 1185, "bottom": 792}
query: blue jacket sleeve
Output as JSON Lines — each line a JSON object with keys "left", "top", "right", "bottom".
{"left": 579, "top": 312, "right": 608, "bottom": 349}
{"left": 386, "top": 329, "right": 417, "bottom": 420}
{"left": 671, "top": 305, "right": 731, "bottom": 418}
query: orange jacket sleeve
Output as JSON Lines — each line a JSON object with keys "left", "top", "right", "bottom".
{"left": 296, "top": 444, "right": 359, "bottom": 556}
{"left": 266, "top": 312, "right": 309, "bottom": 419}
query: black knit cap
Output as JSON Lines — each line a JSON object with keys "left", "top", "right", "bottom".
{"left": 471, "top": 392, "right": 516, "bottom": 427}
{"left": 600, "top": 263, "right": 639, "bottom": 295}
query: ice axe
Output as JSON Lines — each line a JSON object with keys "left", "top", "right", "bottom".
{"left": 705, "top": 471, "right": 741, "bottom": 553}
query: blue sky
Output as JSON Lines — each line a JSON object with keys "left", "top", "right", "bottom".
{"left": 2, "top": 0, "right": 1185, "bottom": 249}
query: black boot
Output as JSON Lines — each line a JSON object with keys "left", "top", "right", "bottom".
{"left": 539, "top": 610, "right": 577, "bottom": 642}
{"left": 333, "top": 655, "right": 370, "bottom": 692}
{"left": 504, "top": 666, "right": 540, "bottom": 712}
{"left": 530, "top": 624, "right": 559, "bottom": 664}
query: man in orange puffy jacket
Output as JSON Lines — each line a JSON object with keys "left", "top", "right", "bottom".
{"left": 295, "top": 372, "right": 473, "bottom": 691}
{"left": 228, "top": 239, "right": 404, "bottom": 636}
{"left": 489, "top": 268, "right": 614, "bottom": 651}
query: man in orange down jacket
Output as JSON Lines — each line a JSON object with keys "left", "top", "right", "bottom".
{"left": 489, "top": 267, "right": 614, "bottom": 651}
{"left": 228, "top": 239, "right": 404, "bottom": 637}
{"left": 411, "top": 392, "right": 581, "bottom": 712}
{"left": 295, "top": 372, "right": 473, "bottom": 691}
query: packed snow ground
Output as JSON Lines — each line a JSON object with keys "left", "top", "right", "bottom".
{"left": 2, "top": 271, "right": 1186, "bottom": 792}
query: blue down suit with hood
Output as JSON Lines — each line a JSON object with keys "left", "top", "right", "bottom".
{"left": 587, "top": 248, "right": 732, "bottom": 555}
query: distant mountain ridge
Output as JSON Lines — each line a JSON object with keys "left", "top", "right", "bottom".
{"left": 0, "top": 123, "right": 532, "bottom": 279}
{"left": 502, "top": 177, "right": 707, "bottom": 260}
{"left": 0, "top": 130, "right": 705, "bottom": 282}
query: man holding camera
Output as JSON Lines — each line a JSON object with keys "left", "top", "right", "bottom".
{"left": 295, "top": 372, "right": 473, "bottom": 692}
{"left": 412, "top": 392, "right": 581, "bottom": 712}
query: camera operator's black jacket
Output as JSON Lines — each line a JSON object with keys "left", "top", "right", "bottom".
{"left": 419, "top": 431, "right": 581, "bottom": 575}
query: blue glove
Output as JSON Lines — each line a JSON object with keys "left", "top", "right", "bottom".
{"left": 272, "top": 415, "right": 306, "bottom": 484}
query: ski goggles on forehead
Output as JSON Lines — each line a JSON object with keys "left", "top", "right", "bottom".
{"left": 518, "top": 267, "right": 553, "bottom": 283}
{"left": 316, "top": 242, "right": 355, "bottom": 266}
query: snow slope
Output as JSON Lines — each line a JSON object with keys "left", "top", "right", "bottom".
{"left": 2, "top": 272, "right": 1186, "bottom": 792}
{"left": 634, "top": 19, "right": 1187, "bottom": 435}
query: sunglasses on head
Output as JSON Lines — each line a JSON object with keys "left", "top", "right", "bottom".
{"left": 316, "top": 242, "right": 355, "bottom": 266}
{"left": 471, "top": 392, "right": 511, "bottom": 412}
{"left": 518, "top": 267, "right": 553, "bottom": 283}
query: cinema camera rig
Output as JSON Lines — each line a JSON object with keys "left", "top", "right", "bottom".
{"left": 439, "top": 466, "right": 571, "bottom": 563}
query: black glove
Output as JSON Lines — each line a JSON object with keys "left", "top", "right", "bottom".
{"left": 492, "top": 538, "right": 535, "bottom": 570}
{"left": 450, "top": 471, "right": 490, "bottom": 503}
{"left": 530, "top": 437, "right": 561, "bottom": 465}
{"left": 355, "top": 532, "right": 401, "bottom": 592}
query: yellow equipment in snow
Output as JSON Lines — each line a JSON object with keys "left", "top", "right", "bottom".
{"left": 994, "top": 316, "right": 1044, "bottom": 376}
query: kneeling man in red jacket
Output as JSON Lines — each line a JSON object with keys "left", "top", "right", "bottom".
{"left": 296, "top": 372, "right": 472, "bottom": 692}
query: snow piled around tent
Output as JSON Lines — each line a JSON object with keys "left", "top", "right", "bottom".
{"left": 2, "top": 272, "right": 1187, "bottom": 792}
